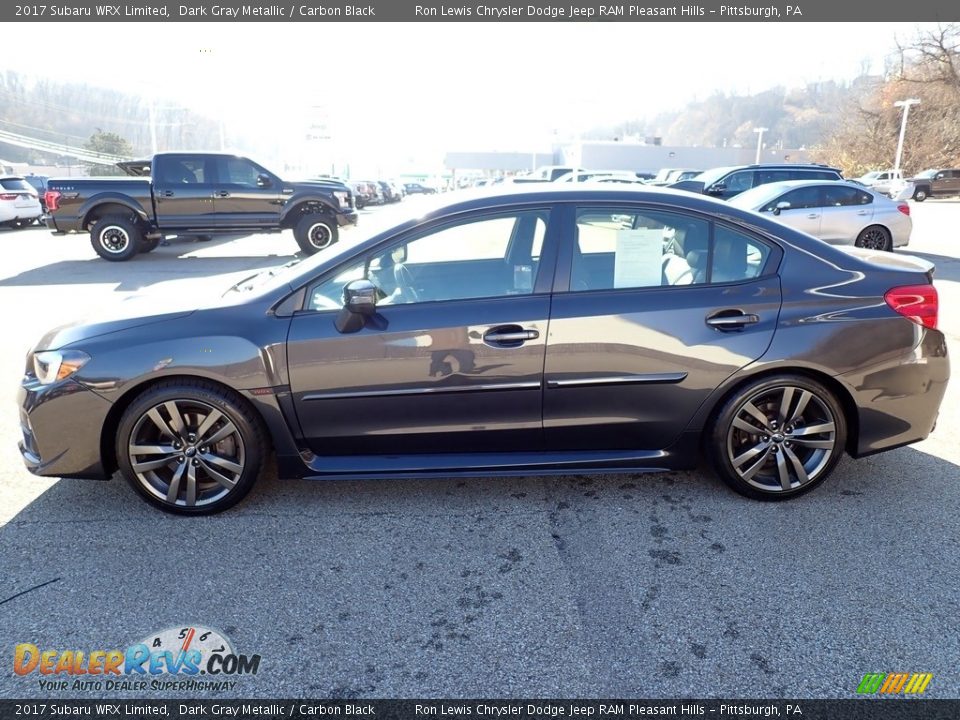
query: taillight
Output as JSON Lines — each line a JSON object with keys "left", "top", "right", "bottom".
{"left": 897, "top": 203, "right": 910, "bottom": 216}
{"left": 885, "top": 284, "right": 938, "bottom": 329}
{"left": 45, "top": 190, "right": 61, "bottom": 211}
{"left": 0, "top": 193, "right": 16, "bottom": 201}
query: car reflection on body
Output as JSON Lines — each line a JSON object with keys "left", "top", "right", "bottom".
{"left": 728, "top": 179, "right": 912, "bottom": 251}
{"left": 18, "top": 185, "right": 948, "bottom": 514}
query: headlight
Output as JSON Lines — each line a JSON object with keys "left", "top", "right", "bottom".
{"left": 32, "top": 350, "right": 91, "bottom": 385}
{"left": 333, "top": 190, "right": 351, "bottom": 209}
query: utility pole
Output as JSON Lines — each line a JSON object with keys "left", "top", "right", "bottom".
{"left": 893, "top": 99, "right": 920, "bottom": 173}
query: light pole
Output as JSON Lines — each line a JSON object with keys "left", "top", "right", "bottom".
{"left": 893, "top": 98, "right": 920, "bottom": 173}
{"left": 753, "top": 127, "right": 768, "bottom": 164}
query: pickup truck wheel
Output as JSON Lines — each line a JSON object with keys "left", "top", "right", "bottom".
{"left": 294, "top": 214, "right": 338, "bottom": 255}
{"left": 913, "top": 188, "right": 928, "bottom": 202}
{"left": 90, "top": 215, "right": 143, "bottom": 261}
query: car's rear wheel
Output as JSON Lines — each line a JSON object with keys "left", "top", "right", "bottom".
{"left": 294, "top": 213, "right": 338, "bottom": 255}
{"left": 90, "top": 215, "right": 143, "bottom": 261}
{"left": 117, "top": 380, "right": 267, "bottom": 515}
{"left": 854, "top": 225, "right": 892, "bottom": 251}
{"left": 708, "top": 375, "right": 847, "bottom": 500}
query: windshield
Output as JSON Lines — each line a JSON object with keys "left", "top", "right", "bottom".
{"left": 914, "top": 169, "right": 938, "bottom": 179}
{"left": 691, "top": 166, "right": 736, "bottom": 186}
{"left": 859, "top": 171, "right": 881, "bottom": 181}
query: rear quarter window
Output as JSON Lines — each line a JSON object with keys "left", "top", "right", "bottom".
{"left": 0, "top": 178, "right": 32, "bottom": 191}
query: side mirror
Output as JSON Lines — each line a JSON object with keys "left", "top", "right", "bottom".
{"left": 772, "top": 201, "right": 791, "bottom": 216}
{"left": 335, "top": 279, "right": 377, "bottom": 333}
{"left": 706, "top": 183, "right": 726, "bottom": 195}
{"left": 256, "top": 174, "right": 272, "bottom": 188}
{"left": 344, "top": 279, "right": 377, "bottom": 315}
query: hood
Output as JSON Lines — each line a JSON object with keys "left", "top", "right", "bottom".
{"left": 291, "top": 178, "right": 351, "bottom": 191}
{"left": 668, "top": 179, "right": 706, "bottom": 194}
{"left": 32, "top": 293, "right": 201, "bottom": 351}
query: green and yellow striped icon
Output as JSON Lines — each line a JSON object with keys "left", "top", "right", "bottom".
{"left": 857, "top": 672, "right": 933, "bottom": 694}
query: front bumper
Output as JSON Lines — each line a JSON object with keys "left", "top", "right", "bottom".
{"left": 336, "top": 209, "right": 359, "bottom": 228}
{"left": 18, "top": 377, "right": 113, "bottom": 479}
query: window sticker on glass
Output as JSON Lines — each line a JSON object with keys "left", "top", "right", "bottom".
{"left": 613, "top": 228, "right": 665, "bottom": 289}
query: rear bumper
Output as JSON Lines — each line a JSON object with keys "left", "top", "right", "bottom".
{"left": 840, "top": 327, "right": 949, "bottom": 456}
{"left": 18, "top": 377, "right": 112, "bottom": 480}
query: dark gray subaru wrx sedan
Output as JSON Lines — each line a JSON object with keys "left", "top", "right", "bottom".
{"left": 18, "top": 186, "right": 949, "bottom": 514}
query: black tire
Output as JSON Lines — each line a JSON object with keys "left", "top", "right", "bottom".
{"left": 294, "top": 213, "right": 338, "bottom": 255}
{"left": 854, "top": 225, "right": 892, "bottom": 252}
{"left": 913, "top": 188, "right": 928, "bottom": 202}
{"left": 90, "top": 214, "right": 143, "bottom": 261}
{"left": 116, "top": 379, "right": 268, "bottom": 515}
{"left": 139, "top": 237, "right": 161, "bottom": 253}
{"left": 707, "top": 374, "right": 847, "bottom": 501}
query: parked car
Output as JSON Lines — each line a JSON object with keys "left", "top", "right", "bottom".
{"left": 671, "top": 164, "right": 843, "bottom": 200}
{"left": 359, "top": 180, "right": 385, "bottom": 205}
{"left": 728, "top": 180, "right": 911, "bottom": 251}
{"left": 23, "top": 174, "right": 50, "bottom": 214}
{"left": 0, "top": 175, "right": 43, "bottom": 228}
{"left": 44, "top": 153, "right": 356, "bottom": 260}
{"left": 18, "top": 185, "right": 948, "bottom": 514}
{"left": 908, "top": 168, "right": 960, "bottom": 202}
{"left": 646, "top": 168, "right": 703, "bottom": 186}
{"left": 403, "top": 182, "right": 437, "bottom": 195}
{"left": 378, "top": 180, "right": 402, "bottom": 203}
{"left": 350, "top": 181, "right": 374, "bottom": 209}
{"left": 553, "top": 171, "right": 640, "bottom": 183}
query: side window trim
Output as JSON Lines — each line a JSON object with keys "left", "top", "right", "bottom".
{"left": 558, "top": 202, "right": 782, "bottom": 295}
{"left": 299, "top": 205, "right": 561, "bottom": 312}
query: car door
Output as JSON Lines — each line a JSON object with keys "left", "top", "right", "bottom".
{"left": 543, "top": 204, "right": 782, "bottom": 452}
{"left": 946, "top": 170, "right": 960, "bottom": 196}
{"left": 762, "top": 186, "right": 823, "bottom": 237}
{"left": 212, "top": 156, "right": 284, "bottom": 228}
{"left": 820, "top": 185, "right": 873, "bottom": 244}
{"left": 287, "top": 207, "right": 558, "bottom": 456}
{"left": 151, "top": 155, "right": 217, "bottom": 228}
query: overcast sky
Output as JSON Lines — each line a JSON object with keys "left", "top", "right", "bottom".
{"left": 2, "top": 22, "right": 940, "bottom": 172}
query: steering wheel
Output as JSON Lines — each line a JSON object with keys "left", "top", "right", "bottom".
{"left": 393, "top": 263, "right": 420, "bottom": 303}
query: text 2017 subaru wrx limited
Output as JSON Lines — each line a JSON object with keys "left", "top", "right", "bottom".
{"left": 19, "top": 186, "right": 949, "bottom": 514}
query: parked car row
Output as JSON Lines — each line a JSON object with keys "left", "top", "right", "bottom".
{"left": 350, "top": 179, "right": 407, "bottom": 209}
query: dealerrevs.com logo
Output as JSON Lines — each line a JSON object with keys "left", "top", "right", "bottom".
{"left": 13, "top": 625, "right": 261, "bottom": 693}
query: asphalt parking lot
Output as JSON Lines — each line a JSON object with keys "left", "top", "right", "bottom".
{"left": 0, "top": 197, "right": 958, "bottom": 699}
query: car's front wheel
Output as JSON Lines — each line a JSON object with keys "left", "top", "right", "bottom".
{"left": 294, "top": 213, "right": 338, "bottom": 254}
{"left": 708, "top": 375, "right": 847, "bottom": 500}
{"left": 913, "top": 188, "right": 928, "bottom": 202}
{"left": 116, "top": 380, "right": 267, "bottom": 515}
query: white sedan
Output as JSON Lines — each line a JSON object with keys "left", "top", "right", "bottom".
{"left": 728, "top": 179, "right": 911, "bottom": 251}
{"left": 0, "top": 175, "right": 43, "bottom": 229}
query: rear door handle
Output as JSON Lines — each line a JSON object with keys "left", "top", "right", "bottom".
{"left": 160, "top": 190, "right": 175, "bottom": 198}
{"left": 483, "top": 326, "right": 539, "bottom": 347}
{"left": 706, "top": 311, "right": 760, "bottom": 330}
{"left": 215, "top": 191, "right": 230, "bottom": 198}
{"left": 807, "top": 213, "right": 819, "bottom": 219}
{"left": 856, "top": 210, "right": 869, "bottom": 215}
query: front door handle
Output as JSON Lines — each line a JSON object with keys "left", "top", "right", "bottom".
{"left": 215, "top": 190, "right": 230, "bottom": 198}
{"left": 160, "top": 190, "right": 175, "bottom": 198}
{"left": 706, "top": 311, "right": 760, "bottom": 330}
{"left": 483, "top": 326, "right": 539, "bottom": 347}
{"left": 807, "top": 213, "right": 819, "bottom": 219}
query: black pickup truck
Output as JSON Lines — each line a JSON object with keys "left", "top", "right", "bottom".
{"left": 45, "top": 152, "right": 357, "bottom": 261}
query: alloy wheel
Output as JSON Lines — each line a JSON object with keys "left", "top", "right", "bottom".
{"left": 855, "top": 227, "right": 890, "bottom": 251}
{"left": 99, "top": 225, "right": 130, "bottom": 253}
{"left": 307, "top": 222, "right": 333, "bottom": 249}
{"left": 128, "top": 398, "right": 246, "bottom": 508}
{"left": 726, "top": 385, "right": 837, "bottom": 493}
